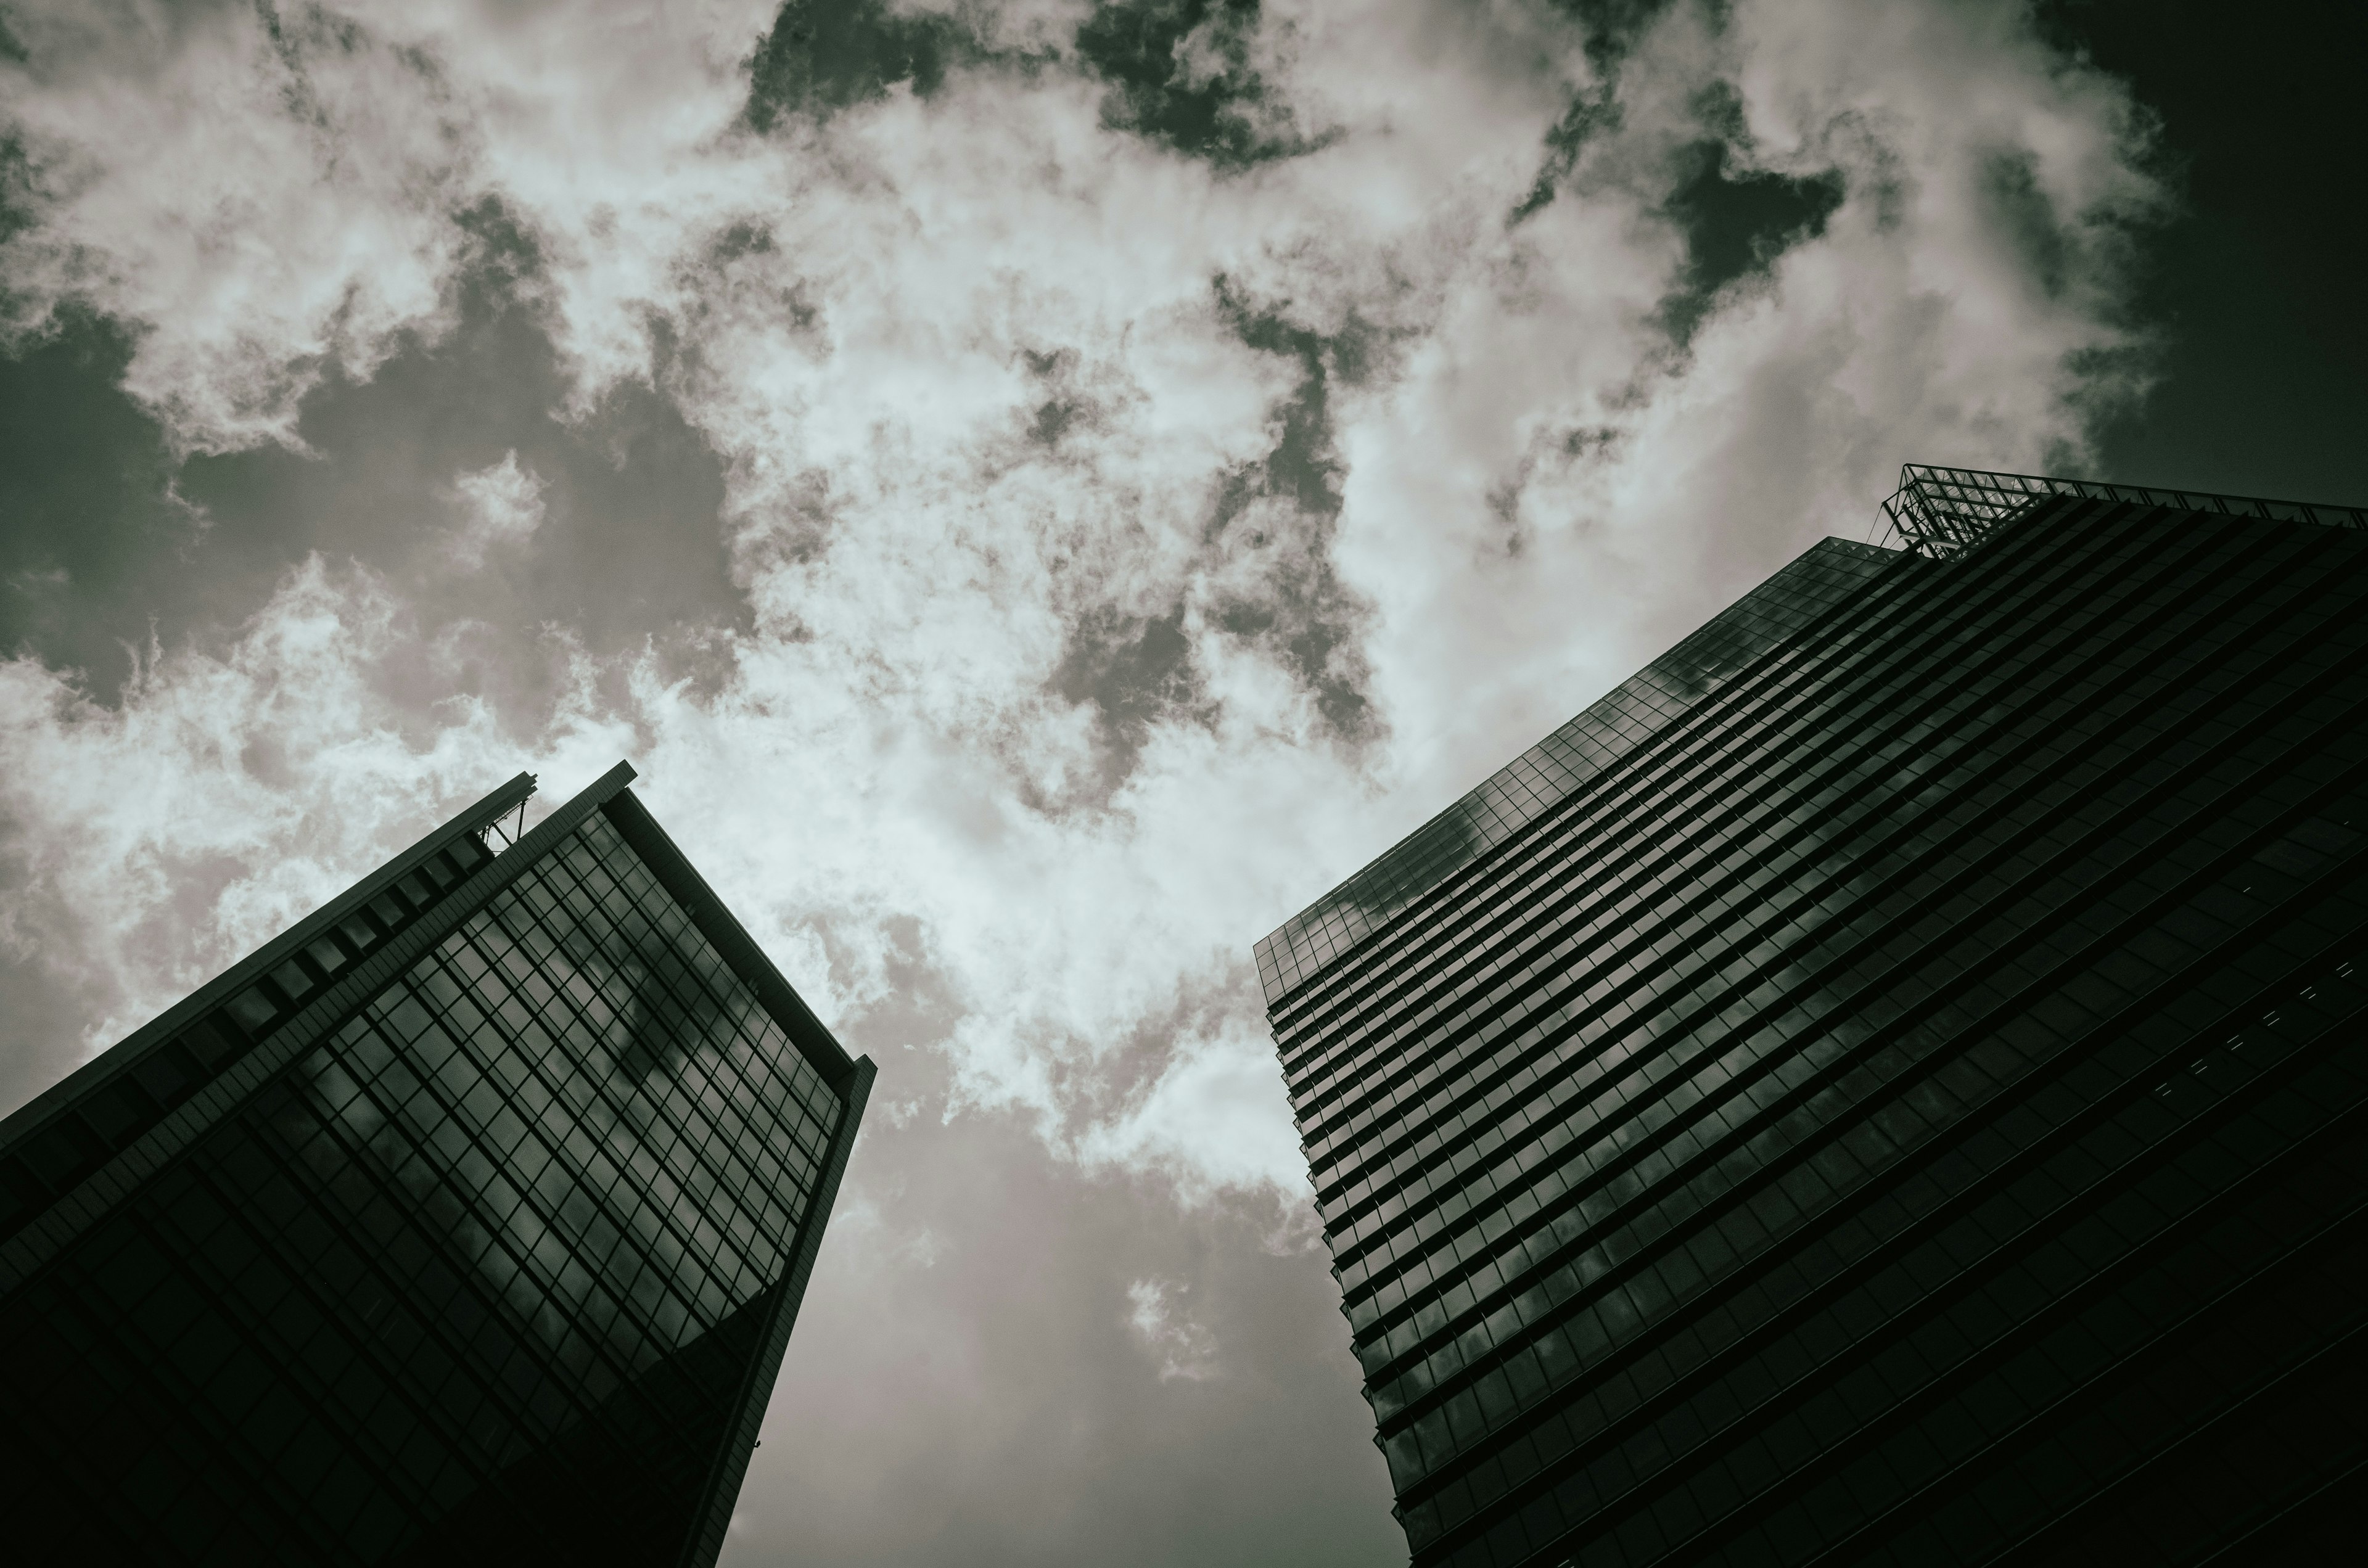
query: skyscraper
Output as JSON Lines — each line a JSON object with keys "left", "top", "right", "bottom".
{"left": 1257, "top": 467, "right": 2368, "bottom": 1567}
{"left": 0, "top": 761, "right": 873, "bottom": 1567}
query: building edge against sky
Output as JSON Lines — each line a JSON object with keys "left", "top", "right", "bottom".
{"left": 1256, "top": 465, "right": 2368, "bottom": 1009}
{"left": 0, "top": 761, "right": 873, "bottom": 1567}
{"left": 1256, "top": 464, "right": 2368, "bottom": 1566}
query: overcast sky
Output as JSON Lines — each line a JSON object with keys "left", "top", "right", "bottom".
{"left": 0, "top": 1, "right": 2359, "bottom": 1563}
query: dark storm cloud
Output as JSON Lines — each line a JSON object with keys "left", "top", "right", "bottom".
{"left": 1072, "top": 0, "right": 1329, "bottom": 170}
{"left": 743, "top": 0, "right": 987, "bottom": 130}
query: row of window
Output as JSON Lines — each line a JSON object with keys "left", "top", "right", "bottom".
{"left": 0, "top": 808, "right": 846, "bottom": 1566}
{"left": 1410, "top": 991, "right": 2365, "bottom": 1568}
{"left": 0, "top": 830, "right": 496, "bottom": 1246}
{"left": 1287, "top": 513, "right": 2295, "bottom": 1122}
{"left": 1259, "top": 545, "right": 1904, "bottom": 999}
{"left": 1326, "top": 530, "right": 2358, "bottom": 1496}
{"left": 1288, "top": 544, "right": 2188, "bottom": 1141}
{"left": 1272, "top": 575, "right": 1914, "bottom": 1064}
{"left": 1280, "top": 503, "right": 2288, "bottom": 1070}
{"left": 1317, "top": 530, "right": 2349, "bottom": 1279}
{"left": 1265, "top": 515, "right": 2189, "bottom": 1055}
{"left": 1355, "top": 852, "right": 2361, "bottom": 1446}
{"left": 326, "top": 848, "right": 832, "bottom": 1355}
{"left": 1326, "top": 601, "right": 2358, "bottom": 1336}
{"left": 1333, "top": 726, "right": 2354, "bottom": 1313}
{"left": 0, "top": 815, "right": 852, "bottom": 1563}
{"left": 1392, "top": 987, "right": 2359, "bottom": 1543}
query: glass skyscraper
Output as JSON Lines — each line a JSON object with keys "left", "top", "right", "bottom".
{"left": 1257, "top": 467, "right": 2368, "bottom": 1567}
{"left": 0, "top": 761, "right": 872, "bottom": 1567}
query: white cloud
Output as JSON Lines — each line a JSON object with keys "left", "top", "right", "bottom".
{"left": 1080, "top": 1018, "right": 1314, "bottom": 1203}
{"left": 0, "top": 0, "right": 472, "bottom": 452}
{"left": 0, "top": 0, "right": 2164, "bottom": 1207}
{"left": 0, "top": 558, "right": 633, "bottom": 1062}
{"left": 445, "top": 449, "right": 548, "bottom": 568}
{"left": 1126, "top": 1278, "right": 1221, "bottom": 1382}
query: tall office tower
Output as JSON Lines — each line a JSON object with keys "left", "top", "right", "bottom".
{"left": 1256, "top": 467, "right": 2368, "bottom": 1568}
{"left": 0, "top": 762, "right": 873, "bottom": 1567}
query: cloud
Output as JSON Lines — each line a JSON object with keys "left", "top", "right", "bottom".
{"left": 0, "top": 556, "right": 633, "bottom": 1082}
{"left": 443, "top": 449, "right": 547, "bottom": 567}
{"left": 0, "top": 0, "right": 472, "bottom": 453}
{"left": 1127, "top": 1276, "right": 1221, "bottom": 1381}
{"left": 1074, "top": 0, "right": 1334, "bottom": 169}
{"left": 743, "top": 0, "right": 991, "bottom": 130}
{"left": 1081, "top": 1018, "right": 1314, "bottom": 1204}
{"left": 0, "top": 0, "right": 2166, "bottom": 1215}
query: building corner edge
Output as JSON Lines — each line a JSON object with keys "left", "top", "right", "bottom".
{"left": 677, "top": 1053, "right": 876, "bottom": 1568}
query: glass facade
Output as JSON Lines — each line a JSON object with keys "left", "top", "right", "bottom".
{"left": 1260, "top": 480, "right": 2368, "bottom": 1567}
{"left": 0, "top": 763, "right": 873, "bottom": 1567}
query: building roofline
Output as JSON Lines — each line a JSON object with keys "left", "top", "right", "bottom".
{"left": 0, "top": 770, "right": 538, "bottom": 1153}
{"left": 1253, "top": 536, "right": 1908, "bottom": 1010}
{"left": 597, "top": 786, "right": 860, "bottom": 1093}
{"left": 1877, "top": 462, "right": 2368, "bottom": 560}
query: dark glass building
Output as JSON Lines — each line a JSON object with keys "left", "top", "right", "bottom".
{"left": 0, "top": 761, "right": 873, "bottom": 1567}
{"left": 1256, "top": 467, "right": 2368, "bottom": 1567}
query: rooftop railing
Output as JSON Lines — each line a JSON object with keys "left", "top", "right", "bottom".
{"left": 1878, "top": 464, "right": 2368, "bottom": 559}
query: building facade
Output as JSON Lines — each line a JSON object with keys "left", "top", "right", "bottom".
{"left": 0, "top": 762, "right": 872, "bottom": 1567}
{"left": 1257, "top": 468, "right": 2368, "bottom": 1567}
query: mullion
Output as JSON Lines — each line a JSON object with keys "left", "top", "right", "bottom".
{"left": 197, "top": 1101, "right": 515, "bottom": 1551}
{"left": 54, "top": 1199, "right": 356, "bottom": 1563}
{"left": 374, "top": 958, "right": 717, "bottom": 1377}
{"left": 1555, "top": 1098, "right": 2368, "bottom": 1567}
{"left": 506, "top": 848, "right": 816, "bottom": 1303}
{"left": 1312, "top": 509, "right": 2274, "bottom": 1097}
{"left": 1277, "top": 543, "right": 1917, "bottom": 987}
{"left": 453, "top": 905, "right": 742, "bottom": 1297}
{"left": 1275, "top": 540, "right": 1983, "bottom": 1017}
{"left": 388, "top": 868, "right": 770, "bottom": 1455}
{"left": 1363, "top": 710, "right": 2368, "bottom": 1374}
{"left": 1954, "top": 1300, "right": 2368, "bottom": 1564}
{"left": 1317, "top": 501, "right": 2250, "bottom": 1057}
{"left": 1317, "top": 514, "right": 2345, "bottom": 1201}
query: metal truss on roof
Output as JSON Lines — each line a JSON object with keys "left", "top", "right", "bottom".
{"left": 1878, "top": 463, "right": 2368, "bottom": 560}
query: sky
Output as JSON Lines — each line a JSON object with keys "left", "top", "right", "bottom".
{"left": 0, "top": 1, "right": 2358, "bottom": 1563}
